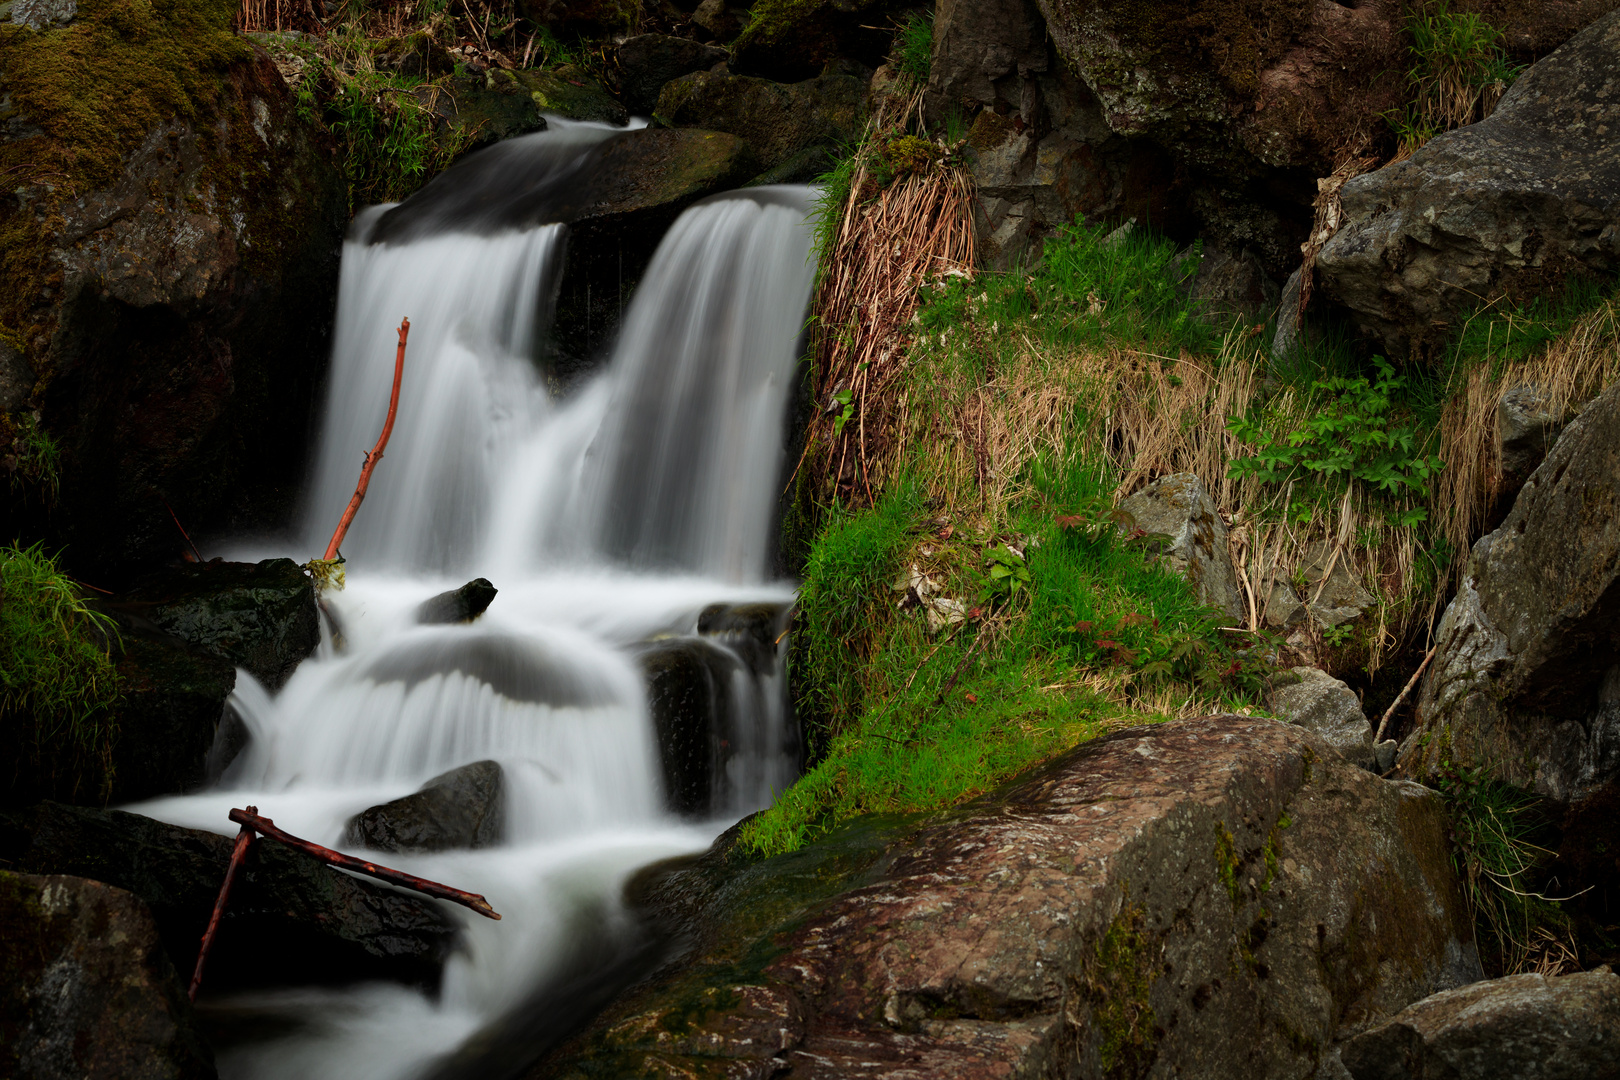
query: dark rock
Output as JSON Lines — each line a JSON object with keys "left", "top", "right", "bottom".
{"left": 0, "top": 871, "right": 216, "bottom": 1080}
{"left": 1272, "top": 266, "right": 1306, "bottom": 361}
{"left": 536, "top": 716, "right": 1481, "bottom": 1078}
{"left": 516, "top": 65, "right": 629, "bottom": 126}
{"left": 1499, "top": 383, "right": 1567, "bottom": 488}
{"left": 654, "top": 66, "right": 868, "bottom": 174}
{"left": 1318, "top": 10, "right": 1620, "bottom": 358}
{"left": 616, "top": 33, "right": 729, "bottom": 114}
{"left": 1402, "top": 378, "right": 1620, "bottom": 922}
{"left": 111, "top": 558, "right": 319, "bottom": 691}
{"left": 638, "top": 638, "right": 740, "bottom": 816}
{"left": 730, "top": 0, "right": 903, "bottom": 81}
{"left": 0, "top": 336, "right": 33, "bottom": 413}
{"left": 1341, "top": 968, "right": 1620, "bottom": 1080}
{"left": 1115, "top": 473, "right": 1245, "bottom": 624}
{"left": 514, "top": 0, "right": 639, "bottom": 38}
{"left": 1177, "top": 242, "right": 1280, "bottom": 328}
{"left": 689, "top": 0, "right": 744, "bottom": 41}
{"left": 0, "top": 803, "right": 458, "bottom": 993}
{"left": 1270, "top": 666, "right": 1374, "bottom": 768}
{"left": 697, "top": 601, "right": 790, "bottom": 676}
{"left": 0, "top": 3, "right": 347, "bottom": 583}
{"left": 344, "top": 760, "right": 505, "bottom": 853}
{"left": 415, "top": 578, "right": 498, "bottom": 625}
{"left": 414, "top": 65, "right": 628, "bottom": 155}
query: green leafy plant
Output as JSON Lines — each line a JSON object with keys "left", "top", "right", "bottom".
{"left": 1228, "top": 357, "right": 1444, "bottom": 510}
{"left": 0, "top": 543, "right": 122, "bottom": 798}
{"left": 981, "top": 543, "right": 1031, "bottom": 607}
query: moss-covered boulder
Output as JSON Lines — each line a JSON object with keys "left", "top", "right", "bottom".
{"left": 0, "top": 0, "right": 348, "bottom": 582}
{"left": 418, "top": 64, "right": 630, "bottom": 148}
{"left": 655, "top": 65, "right": 867, "bottom": 174}
{"left": 730, "top": 0, "right": 906, "bottom": 81}
{"left": 0, "top": 871, "right": 217, "bottom": 1080}
{"left": 530, "top": 717, "right": 1481, "bottom": 1079}
{"left": 616, "top": 32, "right": 729, "bottom": 115}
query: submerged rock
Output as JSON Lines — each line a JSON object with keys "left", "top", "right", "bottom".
{"left": 344, "top": 760, "right": 505, "bottom": 853}
{"left": 537, "top": 716, "right": 1481, "bottom": 1078}
{"left": 415, "top": 578, "right": 498, "bottom": 625}
{"left": 1318, "top": 10, "right": 1620, "bottom": 357}
{"left": 0, "top": 803, "right": 457, "bottom": 993}
{"left": 1115, "top": 473, "right": 1245, "bottom": 625}
{"left": 113, "top": 558, "right": 320, "bottom": 691}
{"left": 638, "top": 638, "right": 740, "bottom": 816}
{"left": 0, "top": 871, "right": 216, "bottom": 1080}
{"left": 1340, "top": 969, "right": 1620, "bottom": 1080}
{"left": 1270, "top": 666, "right": 1374, "bottom": 768}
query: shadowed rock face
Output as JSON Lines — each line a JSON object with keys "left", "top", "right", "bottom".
{"left": 1341, "top": 969, "right": 1620, "bottom": 1080}
{"left": 534, "top": 716, "right": 1480, "bottom": 1079}
{"left": 0, "top": 871, "right": 217, "bottom": 1080}
{"left": 1318, "top": 9, "right": 1620, "bottom": 358}
{"left": 344, "top": 760, "right": 505, "bottom": 854}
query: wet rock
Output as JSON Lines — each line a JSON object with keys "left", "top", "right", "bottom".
{"left": 1341, "top": 968, "right": 1620, "bottom": 1080}
{"left": 616, "top": 33, "right": 728, "bottom": 115}
{"left": 0, "top": 871, "right": 216, "bottom": 1080}
{"left": 343, "top": 760, "right": 505, "bottom": 853}
{"left": 112, "top": 558, "right": 319, "bottom": 691}
{"left": 697, "top": 601, "right": 791, "bottom": 676}
{"left": 638, "top": 638, "right": 740, "bottom": 816}
{"left": 538, "top": 716, "right": 1482, "bottom": 1078}
{"left": 0, "top": 803, "right": 458, "bottom": 993}
{"left": 514, "top": 0, "right": 639, "bottom": 39}
{"left": 107, "top": 635, "right": 237, "bottom": 805}
{"left": 1115, "top": 473, "right": 1245, "bottom": 625}
{"left": 1402, "top": 378, "right": 1620, "bottom": 908}
{"left": 655, "top": 66, "right": 867, "bottom": 175}
{"left": 0, "top": 1, "right": 347, "bottom": 582}
{"left": 1318, "top": 10, "right": 1620, "bottom": 358}
{"left": 515, "top": 65, "right": 629, "bottom": 126}
{"left": 415, "top": 65, "right": 627, "bottom": 153}
{"left": 1270, "top": 666, "right": 1374, "bottom": 768}
{"left": 415, "top": 578, "right": 498, "bottom": 625}
{"left": 729, "top": 0, "right": 902, "bottom": 81}
{"left": 689, "top": 0, "right": 744, "bottom": 41}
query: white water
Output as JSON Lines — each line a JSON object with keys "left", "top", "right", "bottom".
{"left": 133, "top": 125, "right": 815, "bottom": 1079}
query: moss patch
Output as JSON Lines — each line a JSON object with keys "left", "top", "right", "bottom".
{"left": 1079, "top": 899, "right": 1162, "bottom": 1079}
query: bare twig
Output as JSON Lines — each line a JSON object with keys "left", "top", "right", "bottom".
{"left": 190, "top": 817, "right": 256, "bottom": 1001}
{"left": 1375, "top": 645, "right": 1437, "bottom": 742}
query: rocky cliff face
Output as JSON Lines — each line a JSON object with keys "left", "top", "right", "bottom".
{"left": 533, "top": 716, "right": 1480, "bottom": 1079}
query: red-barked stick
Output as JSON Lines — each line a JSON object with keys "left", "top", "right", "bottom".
{"left": 189, "top": 811, "right": 257, "bottom": 1001}
{"left": 324, "top": 317, "right": 410, "bottom": 561}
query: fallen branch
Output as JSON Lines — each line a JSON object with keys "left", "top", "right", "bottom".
{"left": 189, "top": 817, "right": 254, "bottom": 1001}
{"left": 1374, "top": 645, "right": 1438, "bottom": 743}
{"left": 324, "top": 317, "right": 411, "bottom": 563}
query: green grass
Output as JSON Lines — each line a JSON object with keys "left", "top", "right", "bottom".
{"left": 0, "top": 543, "right": 121, "bottom": 797}
{"left": 1443, "top": 277, "right": 1612, "bottom": 375}
{"left": 895, "top": 9, "right": 933, "bottom": 83}
{"left": 1391, "top": 0, "right": 1522, "bottom": 152}
{"left": 7, "top": 413, "right": 60, "bottom": 502}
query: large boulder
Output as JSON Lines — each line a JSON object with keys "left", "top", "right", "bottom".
{"left": 1318, "top": 9, "right": 1620, "bottom": 358}
{"left": 1115, "top": 473, "right": 1245, "bottom": 625}
{"left": 111, "top": 558, "right": 319, "bottom": 691}
{"left": 343, "top": 760, "right": 506, "bottom": 853}
{"left": 1340, "top": 968, "right": 1620, "bottom": 1080}
{"left": 1270, "top": 666, "right": 1375, "bottom": 768}
{"left": 0, "top": 0, "right": 347, "bottom": 582}
{"left": 654, "top": 66, "right": 867, "bottom": 175}
{"left": 0, "top": 802, "right": 458, "bottom": 993}
{"left": 1401, "top": 379, "right": 1620, "bottom": 910}
{"left": 0, "top": 871, "right": 216, "bottom": 1080}
{"left": 535, "top": 716, "right": 1482, "bottom": 1078}
{"left": 616, "top": 33, "right": 729, "bottom": 115}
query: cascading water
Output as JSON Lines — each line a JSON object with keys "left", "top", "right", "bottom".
{"left": 132, "top": 122, "right": 815, "bottom": 1080}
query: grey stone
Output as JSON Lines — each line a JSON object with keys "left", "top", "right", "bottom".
{"left": 344, "top": 760, "right": 505, "bottom": 854}
{"left": 1272, "top": 266, "right": 1305, "bottom": 362}
{"left": 9, "top": 0, "right": 74, "bottom": 30}
{"left": 1270, "top": 666, "right": 1375, "bottom": 768}
{"left": 1499, "top": 383, "right": 1566, "bottom": 484}
{"left": 415, "top": 577, "right": 498, "bottom": 625}
{"left": 1375, "top": 739, "right": 1399, "bottom": 772}
{"left": 1318, "top": 10, "right": 1620, "bottom": 357}
{"left": 1298, "top": 542, "right": 1376, "bottom": 629}
{"left": 545, "top": 716, "right": 1483, "bottom": 1077}
{"left": 1341, "top": 969, "right": 1620, "bottom": 1080}
{"left": 0, "top": 872, "right": 215, "bottom": 1080}
{"left": 1115, "top": 472, "right": 1245, "bottom": 625}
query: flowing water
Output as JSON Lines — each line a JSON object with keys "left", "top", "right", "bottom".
{"left": 132, "top": 122, "right": 816, "bottom": 1080}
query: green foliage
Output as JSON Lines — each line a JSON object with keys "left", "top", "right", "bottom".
{"left": 1229, "top": 357, "right": 1444, "bottom": 512}
{"left": 810, "top": 144, "right": 860, "bottom": 261}
{"left": 895, "top": 9, "right": 933, "bottom": 83}
{"left": 1445, "top": 277, "right": 1612, "bottom": 373}
{"left": 6, "top": 413, "right": 60, "bottom": 502}
{"left": 1435, "top": 761, "right": 1572, "bottom": 974}
{"left": 1391, "top": 1, "right": 1522, "bottom": 152}
{"left": 979, "top": 543, "right": 1030, "bottom": 608}
{"left": 0, "top": 544, "right": 121, "bottom": 797}
{"left": 916, "top": 219, "right": 1215, "bottom": 356}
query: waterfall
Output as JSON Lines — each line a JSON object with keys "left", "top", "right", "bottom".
{"left": 131, "top": 123, "right": 815, "bottom": 1080}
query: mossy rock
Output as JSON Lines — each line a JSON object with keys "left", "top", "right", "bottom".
{"left": 0, "top": 0, "right": 347, "bottom": 580}
{"left": 730, "top": 0, "right": 906, "bottom": 81}
{"left": 655, "top": 65, "right": 867, "bottom": 174}
{"left": 515, "top": 64, "right": 630, "bottom": 126}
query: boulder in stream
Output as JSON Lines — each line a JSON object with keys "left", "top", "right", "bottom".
{"left": 638, "top": 638, "right": 740, "bottom": 816}
{"left": 537, "top": 716, "right": 1482, "bottom": 1078}
{"left": 415, "top": 578, "right": 499, "bottom": 626}
{"left": 615, "top": 33, "right": 729, "bottom": 115}
{"left": 0, "top": 803, "right": 458, "bottom": 993}
{"left": 0, "top": 871, "right": 217, "bottom": 1080}
{"left": 344, "top": 760, "right": 505, "bottom": 853}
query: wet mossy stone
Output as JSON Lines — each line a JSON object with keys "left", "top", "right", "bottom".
{"left": 730, "top": 0, "right": 906, "bottom": 81}
{"left": 113, "top": 558, "right": 319, "bottom": 691}
{"left": 697, "top": 600, "right": 789, "bottom": 676}
{"left": 0, "top": 870, "right": 218, "bottom": 1080}
{"left": 343, "top": 760, "right": 506, "bottom": 854}
{"left": 0, "top": 0, "right": 347, "bottom": 581}
{"left": 516, "top": 65, "right": 629, "bottom": 126}
{"left": 416, "top": 577, "right": 498, "bottom": 625}
{"left": 654, "top": 65, "right": 867, "bottom": 174}
{"left": 638, "top": 638, "right": 740, "bottom": 816}
{"left": 0, "top": 802, "right": 458, "bottom": 994}
{"left": 616, "top": 33, "right": 729, "bottom": 114}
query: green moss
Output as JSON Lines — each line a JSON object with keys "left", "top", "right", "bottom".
{"left": 1081, "top": 899, "right": 1161, "bottom": 1078}
{"left": 1214, "top": 821, "right": 1243, "bottom": 908}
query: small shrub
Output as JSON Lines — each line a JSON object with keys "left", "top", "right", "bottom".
{"left": 1392, "top": 1, "right": 1522, "bottom": 154}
